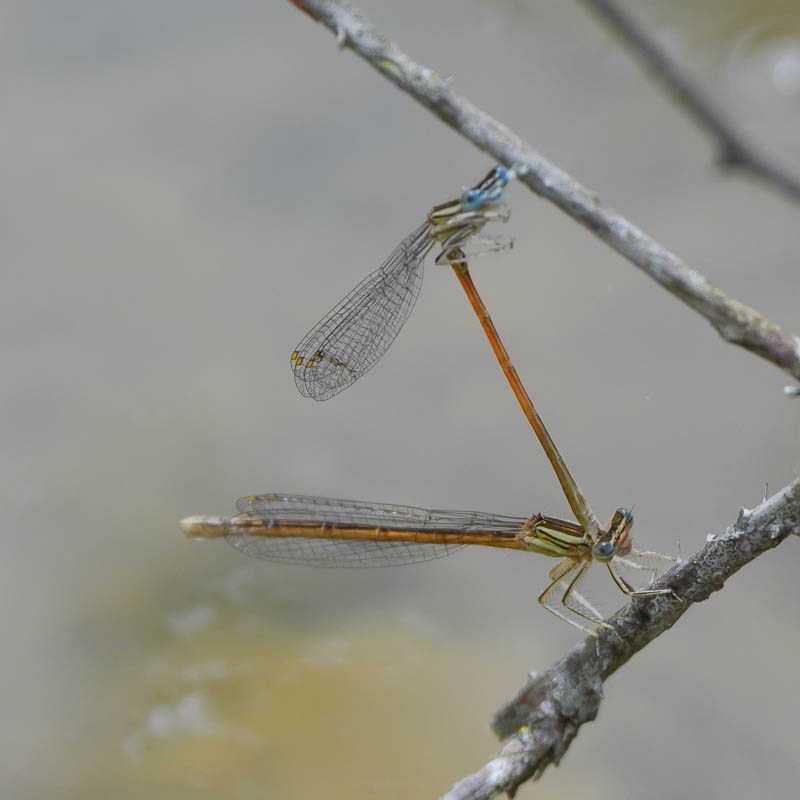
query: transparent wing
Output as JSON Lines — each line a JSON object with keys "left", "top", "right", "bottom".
{"left": 228, "top": 493, "right": 526, "bottom": 568}
{"left": 227, "top": 532, "right": 458, "bottom": 568}
{"left": 291, "top": 222, "right": 434, "bottom": 401}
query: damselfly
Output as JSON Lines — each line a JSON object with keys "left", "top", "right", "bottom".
{"left": 290, "top": 165, "right": 521, "bottom": 401}
{"left": 182, "top": 494, "right": 673, "bottom": 634}
{"left": 184, "top": 165, "right": 675, "bottom": 634}
{"left": 288, "top": 164, "right": 595, "bottom": 536}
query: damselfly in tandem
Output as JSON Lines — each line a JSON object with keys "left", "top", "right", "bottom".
{"left": 182, "top": 495, "right": 673, "bottom": 635}
{"left": 184, "top": 165, "right": 675, "bottom": 634}
{"left": 290, "top": 164, "right": 523, "bottom": 401}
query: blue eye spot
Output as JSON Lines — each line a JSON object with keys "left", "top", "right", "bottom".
{"left": 593, "top": 541, "right": 615, "bottom": 559}
{"left": 460, "top": 189, "right": 484, "bottom": 211}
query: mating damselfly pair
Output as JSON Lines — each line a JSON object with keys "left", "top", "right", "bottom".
{"left": 182, "top": 165, "right": 674, "bottom": 635}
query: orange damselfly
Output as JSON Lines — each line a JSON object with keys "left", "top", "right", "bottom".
{"left": 182, "top": 495, "right": 672, "bottom": 634}
{"left": 184, "top": 165, "right": 674, "bottom": 634}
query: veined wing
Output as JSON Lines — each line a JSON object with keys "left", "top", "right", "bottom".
{"left": 291, "top": 222, "right": 433, "bottom": 401}
{"left": 225, "top": 493, "right": 527, "bottom": 567}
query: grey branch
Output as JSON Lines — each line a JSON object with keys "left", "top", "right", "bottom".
{"left": 287, "top": 2, "right": 800, "bottom": 796}
{"left": 290, "top": 0, "right": 800, "bottom": 384}
{"left": 582, "top": 0, "right": 800, "bottom": 204}
{"left": 439, "top": 477, "right": 800, "bottom": 800}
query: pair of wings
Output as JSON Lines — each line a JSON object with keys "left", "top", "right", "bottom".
{"left": 290, "top": 215, "right": 510, "bottom": 400}
{"left": 290, "top": 221, "right": 433, "bottom": 401}
{"left": 227, "top": 493, "right": 527, "bottom": 568}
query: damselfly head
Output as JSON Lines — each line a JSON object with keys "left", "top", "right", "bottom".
{"left": 592, "top": 507, "right": 634, "bottom": 561}
{"left": 459, "top": 165, "right": 512, "bottom": 211}
{"left": 611, "top": 507, "right": 635, "bottom": 553}
{"left": 459, "top": 187, "right": 486, "bottom": 211}
{"left": 591, "top": 537, "right": 615, "bottom": 562}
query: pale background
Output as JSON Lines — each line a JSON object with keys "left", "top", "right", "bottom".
{"left": 3, "top": 1, "right": 800, "bottom": 798}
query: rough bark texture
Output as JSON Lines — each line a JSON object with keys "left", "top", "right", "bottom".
{"left": 440, "top": 478, "right": 800, "bottom": 799}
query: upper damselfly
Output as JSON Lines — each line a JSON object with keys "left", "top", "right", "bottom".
{"left": 288, "top": 163, "right": 596, "bottom": 536}
{"left": 290, "top": 165, "right": 522, "bottom": 401}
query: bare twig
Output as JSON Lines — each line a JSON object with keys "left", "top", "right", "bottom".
{"left": 286, "top": 3, "right": 800, "bottom": 796}
{"left": 288, "top": 0, "right": 800, "bottom": 384}
{"left": 439, "top": 477, "right": 800, "bottom": 800}
{"left": 581, "top": 0, "right": 800, "bottom": 204}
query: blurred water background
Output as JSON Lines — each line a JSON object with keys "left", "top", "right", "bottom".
{"left": 3, "top": 1, "right": 800, "bottom": 797}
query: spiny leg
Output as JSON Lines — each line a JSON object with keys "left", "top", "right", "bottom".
{"left": 624, "top": 550, "right": 681, "bottom": 600}
{"left": 610, "top": 556, "right": 658, "bottom": 592}
{"left": 433, "top": 209, "right": 510, "bottom": 265}
{"left": 560, "top": 561, "right": 616, "bottom": 632}
{"left": 539, "top": 559, "right": 605, "bottom": 636}
{"left": 606, "top": 562, "right": 674, "bottom": 598}
{"left": 566, "top": 586, "right": 605, "bottom": 627}
{"left": 547, "top": 557, "right": 577, "bottom": 583}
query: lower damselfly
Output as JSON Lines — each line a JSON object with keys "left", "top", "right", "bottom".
{"left": 182, "top": 495, "right": 673, "bottom": 634}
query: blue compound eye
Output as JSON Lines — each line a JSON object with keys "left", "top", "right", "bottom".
{"left": 460, "top": 188, "right": 484, "bottom": 211}
{"left": 593, "top": 541, "right": 615, "bottom": 560}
